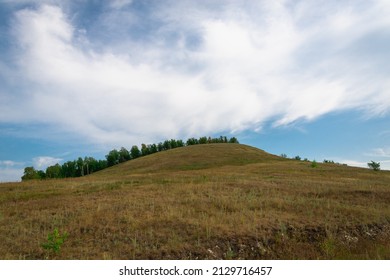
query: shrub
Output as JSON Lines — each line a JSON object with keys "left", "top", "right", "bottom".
{"left": 323, "top": 159, "right": 335, "bottom": 164}
{"left": 41, "top": 228, "right": 68, "bottom": 254}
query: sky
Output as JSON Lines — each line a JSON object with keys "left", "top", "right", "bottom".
{"left": 0, "top": 0, "right": 390, "bottom": 182}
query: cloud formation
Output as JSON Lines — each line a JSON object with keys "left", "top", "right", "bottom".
{"left": 33, "top": 156, "right": 62, "bottom": 170}
{"left": 371, "top": 147, "right": 390, "bottom": 158}
{"left": 1, "top": 1, "right": 390, "bottom": 147}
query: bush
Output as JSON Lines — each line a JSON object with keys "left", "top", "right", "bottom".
{"left": 41, "top": 228, "right": 68, "bottom": 254}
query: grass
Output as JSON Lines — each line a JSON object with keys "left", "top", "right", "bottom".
{"left": 0, "top": 143, "right": 389, "bottom": 259}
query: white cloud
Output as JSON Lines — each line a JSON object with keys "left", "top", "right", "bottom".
{"left": 0, "top": 161, "right": 24, "bottom": 182}
{"left": 379, "top": 160, "right": 390, "bottom": 170}
{"left": 0, "top": 168, "right": 23, "bottom": 182}
{"left": 33, "top": 156, "right": 62, "bottom": 170}
{"left": 1, "top": 2, "right": 390, "bottom": 147}
{"left": 367, "top": 147, "right": 390, "bottom": 158}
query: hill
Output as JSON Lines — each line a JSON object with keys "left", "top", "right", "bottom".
{"left": 95, "top": 143, "right": 282, "bottom": 175}
{"left": 0, "top": 143, "right": 389, "bottom": 259}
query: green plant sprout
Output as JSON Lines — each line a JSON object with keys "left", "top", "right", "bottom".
{"left": 41, "top": 228, "right": 68, "bottom": 254}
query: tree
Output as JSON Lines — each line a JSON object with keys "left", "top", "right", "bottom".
{"left": 228, "top": 137, "right": 239, "bottom": 144}
{"left": 84, "top": 157, "right": 91, "bottom": 175}
{"left": 141, "top": 144, "right": 150, "bottom": 156}
{"left": 130, "top": 145, "right": 141, "bottom": 159}
{"left": 106, "top": 150, "right": 120, "bottom": 167}
{"left": 62, "top": 161, "right": 77, "bottom": 178}
{"left": 169, "top": 139, "right": 178, "bottom": 149}
{"left": 46, "top": 164, "right": 62, "bottom": 179}
{"left": 118, "top": 147, "right": 131, "bottom": 163}
{"left": 76, "top": 157, "right": 85, "bottom": 176}
{"left": 37, "top": 170, "right": 46, "bottom": 179}
{"left": 21, "top": 167, "right": 40, "bottom": 181}
{"left": 97, "top": 159, "right": 108, "bottom": 171}
{"left": 84, "top": 157, "right": 99, "bottom": 175}
{"left": 157, "top": 142, "right": 164, "bottom": 152}
{"left": 176, "top": 140, "right": 184, "bottom": 147}
{"left": 163, "top": 140, "right": 171, "bottom": 150}
{"left": 149, "top": 143, "right": 158, "bottom": 154}
{"left": 367, "top": 161, "right": 380, "bottom": 171}
{"left": 199, "top": 136, "right": 208, "bottom": 144}
{"left": 186, "top": 137, "right": 198, "bottom": 145}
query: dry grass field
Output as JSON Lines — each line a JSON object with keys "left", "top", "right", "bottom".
{"left": 0, "top": 144, "right": 389, "bottom": 259}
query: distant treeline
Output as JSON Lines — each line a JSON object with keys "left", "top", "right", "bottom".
{"left": 21, "top": 136, "right": 239, "bottom": 181}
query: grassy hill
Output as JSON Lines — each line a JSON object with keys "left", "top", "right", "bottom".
{"left": 97, "top": 143, "right": 282, "bottom": 175}
{"left": 0, "top": 143, "right": 389, "bottom": 259}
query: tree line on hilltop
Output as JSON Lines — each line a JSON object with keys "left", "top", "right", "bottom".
{"left": 21, "top": 136, "right": 239, "bottom": 181}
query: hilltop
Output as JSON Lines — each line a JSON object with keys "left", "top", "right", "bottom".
{"left": 95, "top": 143, "right": 282, "bottom": 176}
{"left": 0, "top": 143, "right": 389, "bottom": 259}
{"left": 20, "top": 136, "right": 240, "bottom": 180}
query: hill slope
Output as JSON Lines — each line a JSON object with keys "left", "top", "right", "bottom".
{"left": 95, "top": 143, "right": 283, "bottom": 176}
{"left": 0, "top": 144, "right": 389, "bottom": 259}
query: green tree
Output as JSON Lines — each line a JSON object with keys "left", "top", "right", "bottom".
{"left": 199, "top": 136, "right": 208, "bottom": 144}
{"left": 130, "top": 145, "right": 141, "bottom": 159}
{"left": 118, "top": 147, "right": 131, "bottom": 163}
{"left": 21, "top": 166, "right": 40, "bottom": 181}
{"left": 163, "top": 140, "right": 171, "bottom": 150}
{"left": 367, "top": 161, "right": 380, "bottom": 171}
{"left": 83, "top": 157, "right": 98, "bottom": 175}
{"left": 186, "top": 137, "right": 198, "bottom": 145}
{"left": 106, "top": 150, "right": 119, "bottom": 167}
{"left": 76, "top": 157, "right": 85, "bottom": 176}
{"left": 157, "top": 142, "right": 164, "bottom": 152}
{"left": 61, "top": 161, "right": 77, "bottom": 178}
{"left": 97, "top": 160, "right": 108, "bottom": 171}
{"left": 169, "top": 139, "right": 178, "bottom": 149}
{"left": 149, "top": 143, "right": 158, "bottom": 154}
{"left": 141, "top": 143, "right": 151, "bottom": 156}
{"left": 37, "top": 170, "right": 46, "bottom": 179}
{"left": 176, "top": 139, "right": 184, "bottom": 147}
{"left": 46, "top": 164, "right": 62, "bottom": 179}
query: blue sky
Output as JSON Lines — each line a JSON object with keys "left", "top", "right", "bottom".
{"left": 1, "top": 0, "right": 390, "bottom": 182}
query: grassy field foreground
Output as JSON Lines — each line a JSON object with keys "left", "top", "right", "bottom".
{"left": 0, "top": 144, "right": 389, "bottom": 259}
